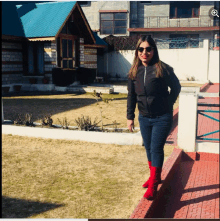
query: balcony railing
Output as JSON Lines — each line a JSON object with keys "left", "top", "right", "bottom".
{"left": 139, "top": 15, "right": 219, "bottom": 28}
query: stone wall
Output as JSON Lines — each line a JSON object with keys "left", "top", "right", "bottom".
{"left": 80, "top": 38, "right": 85, "bottom": 67}
{"left": 43, "top": 41, "right": 57, "bottom": 81}
{"left": 2, "top": 41, "right": 23, "bottom": 85}
{"left": 84, "top": 48, "right": 97, "bottom": 69}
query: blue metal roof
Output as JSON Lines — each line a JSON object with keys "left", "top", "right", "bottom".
{"left": 15, "top": 1, "right": 77, "bottom": 38}
{"left": 2, "top": 1, "right": 106, "bottom": 47}
{"left": 93, "top": 32, "right": 108, "bottom": 46}
{"left": 2, "top": 1, "right": 26, "bottom": 37}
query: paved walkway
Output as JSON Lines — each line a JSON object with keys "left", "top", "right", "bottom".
{"left": 155, "top": 83, "right": 219, "bottom": 219}
{"left": 205, "top": 83, "right": 220, "bottom": 93}
{"left": 152, "top": 158, "right": 219, "bottom": 218}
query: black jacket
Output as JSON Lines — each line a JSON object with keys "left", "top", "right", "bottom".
{"left": 127, "top": 62, "right": 181, "bottom": 120}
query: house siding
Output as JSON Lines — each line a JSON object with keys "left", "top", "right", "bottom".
{"left": 84, "top": 48, "right": 97, "bottom": 69}
{"left": 81, "top": 1, "right": 130, "bottom": 37}
{"left": 2, "top": 41, "right": 23, "bottom": 84}
{"left": 131, "top": 1, "right": 215, "bottom": 29}
{"left": 44, "top": 41, "right": 57, "bottom": 74}
{"left": 81, "top": 1, "right": 216, "bottom": 37}
{"left": 80, "top": 38, "right": 85, "bottom": 67}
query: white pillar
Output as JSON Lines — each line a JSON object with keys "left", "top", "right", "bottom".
{"left": 203, "top": 39, "right": 210, "bottom": 82}
{"left": 178, "top": 91, "right": 198, "bottom": 152}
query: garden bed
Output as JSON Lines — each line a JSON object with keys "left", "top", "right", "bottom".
{"left": 8, "top": 120, "right": 139, "bottom": 133}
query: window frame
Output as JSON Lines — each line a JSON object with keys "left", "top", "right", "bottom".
{"left": 59, "top": 34, "right": 78, "bottom": 70}
{"left": 27, "top": 41, "right": 44, "bottom": 75}
{"left": 170, "top": 1, "right": 200, "bottom": 19}
{"left": 100, "top": 12, "right": 127, "bottom": 35}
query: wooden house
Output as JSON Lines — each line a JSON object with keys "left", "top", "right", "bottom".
{"left": 2, "top": 1, "right": 107, "bottom": 88}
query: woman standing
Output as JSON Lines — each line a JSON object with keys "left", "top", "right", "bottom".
{"left": 127, "top": 35, "right": 181, "bottom": 200}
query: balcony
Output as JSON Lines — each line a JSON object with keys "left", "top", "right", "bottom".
{"left": 130, "top": 15, "right": 219, "bottom": 30}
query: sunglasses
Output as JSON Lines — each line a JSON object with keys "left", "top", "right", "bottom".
{"left": 138, "top": 46, "right": 154, "bottom": 53}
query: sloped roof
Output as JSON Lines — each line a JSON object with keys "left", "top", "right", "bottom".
{"left": 2, "top": 1, "right": 26, "bottom": 37}
{"left": 93, "top": 32, "right": 108, "bottom": 47}
{"left": 15, "top": 1, "right": 77, "bottom": 38}
{"left": 2, "top": 1, "right": 106, "bottom": 46}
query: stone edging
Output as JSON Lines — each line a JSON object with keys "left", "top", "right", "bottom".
{"left": 129, "top": 148, "right": 183, "bottom": 219}
{"left": 2, "top": 124, "right": 143, "bottom": 145}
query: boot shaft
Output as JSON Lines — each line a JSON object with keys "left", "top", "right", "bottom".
{"left": 150, "top": 166, "right": 162, "bottom": 182}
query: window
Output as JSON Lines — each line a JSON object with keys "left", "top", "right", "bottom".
{"left": 170, "top": 1, "right": 200, "bottom": 19}
{"left": 59, "top": 16, "right": 79, "bottom": 69}
{"left": 28, "top": 42, "right": 44, "bottom": 75}
{"left": 61, "top": 38, "right": 75, "bottom": 69}
{"left": 169, "top": 34, "right": 200, "bottom": 49}
{"left": 100, "top": 12, "right": 127, "bottom": 35}
{"left": 78, "top": 1, "right": 91, "bottom": 7}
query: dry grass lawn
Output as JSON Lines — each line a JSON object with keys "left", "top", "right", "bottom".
{"left": 3, "top": 91, "right": 180, "bottom": 129}
{"left": 2, "top": 83, "right": 194, "bottom": 218}
{"left": 2, "top": 93, "right": 134, "bottom": 128}
{"left": 2, "top": 134, "right": 175, "bottom": 218}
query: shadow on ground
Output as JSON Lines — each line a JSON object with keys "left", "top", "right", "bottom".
{"left": 2, "top": 91, "right": 128, "bottom": 122}
{"left": 2, "top": 98, "right": 97, "bottom": 122}
{"left": 2, "top": 196, "right": 63, "bottom": 218}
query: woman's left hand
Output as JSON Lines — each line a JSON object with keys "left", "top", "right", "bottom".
{"left": 127, "top": 119, "right": 134, "bottom": 132}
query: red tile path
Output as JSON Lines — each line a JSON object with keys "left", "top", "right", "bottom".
{"left": 203, "top": 83, "right": 220, "bottom": 93}
{"left": 151, "top": 153, "right": 219, "bottom": 219}
{"left": 130, "top": 83, "right": 220, "bottom": 219}
{"left": 130, "top": 150, "right": 220, "bottom": 219}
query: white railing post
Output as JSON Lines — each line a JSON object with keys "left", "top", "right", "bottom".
{"left": 203, "top": 39, "right": 210, "bottom": 82}
{"left": 178, "top": 90, "right": 198, "bottom": 152}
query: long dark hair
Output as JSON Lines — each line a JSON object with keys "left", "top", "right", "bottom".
{"left": 128, "top": 35, "right": 163, "bottom": 79}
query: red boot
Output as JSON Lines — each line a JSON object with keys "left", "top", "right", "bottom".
{"left": 142, "top": 161, "right": 152, "bottom": 188}
{"left": 143, "top": 167, "right": 162, "bottom": 200}
{"left": 142, "top": 162, "right": 162, "bottom": 188}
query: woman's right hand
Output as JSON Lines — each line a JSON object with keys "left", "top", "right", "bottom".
{"left": 127, "top": 119, "right": 134, "bottom": 132}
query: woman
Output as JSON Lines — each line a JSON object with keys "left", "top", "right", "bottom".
{"left": 127, "top": 35, "right": 181, "bottom": 200}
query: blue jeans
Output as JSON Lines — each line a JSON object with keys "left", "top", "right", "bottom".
{"left": 138, "top": 113, "right": 173, "bottom": 168}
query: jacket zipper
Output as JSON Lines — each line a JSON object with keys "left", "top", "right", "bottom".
{"left": 144, "top": 66, "right": 146, "bottom": 85}
{"left": 144, "top": 67, "right": 151, "bottom": 116}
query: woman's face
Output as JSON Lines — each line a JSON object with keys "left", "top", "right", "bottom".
{"left": 138, "top": 41, "right": 154, "bottom": 66}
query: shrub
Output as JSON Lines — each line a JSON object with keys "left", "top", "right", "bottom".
{"left": 57, "top": 117, "right": 72, "bottom": 129}
{"left": 41, "top": 115, "right": 53, "bottom": 127}
{"left": 75, "top": 115, "right": 100, "bottom": 131}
